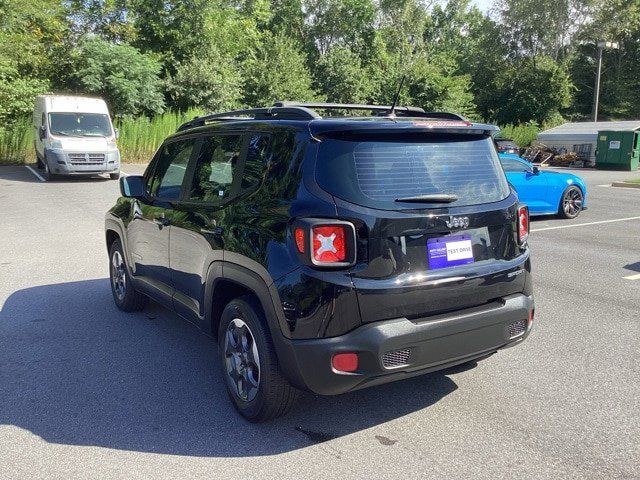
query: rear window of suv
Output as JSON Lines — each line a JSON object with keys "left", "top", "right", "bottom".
{"left": 315, "top": 132, "right": 510, "bottom": 210}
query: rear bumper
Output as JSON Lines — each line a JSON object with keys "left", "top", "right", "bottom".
{"left": 280, "top": 293, "right": 534, "bottom": 395}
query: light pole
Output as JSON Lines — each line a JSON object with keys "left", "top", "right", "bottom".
{"left": 592, "top": 40, "right": 619, "bottom": 122}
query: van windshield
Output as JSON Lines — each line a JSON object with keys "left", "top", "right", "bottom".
{"left": 315, "top": 132, "right": 510, "bottom": 210}
{"left": 49, "top": 113, "right": 113, "bottom": 137}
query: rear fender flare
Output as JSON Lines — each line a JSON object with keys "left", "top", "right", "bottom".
{"left": 105, "top": 216, "right": 135, "bottom": 278}
{"left": 203, "top": 259, "right": 308, "bottom": 391}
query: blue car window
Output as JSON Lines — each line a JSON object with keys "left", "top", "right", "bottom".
{"left": 500, "top": 157, "right": 530, "bottom": 173}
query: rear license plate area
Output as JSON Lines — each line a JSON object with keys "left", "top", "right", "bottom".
{"left": 427, "top": 234, "right": 474, "bottom": 269}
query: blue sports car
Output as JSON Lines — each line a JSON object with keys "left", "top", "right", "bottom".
{"left": 498, "top": 153, "right": 587, "bottom": 218}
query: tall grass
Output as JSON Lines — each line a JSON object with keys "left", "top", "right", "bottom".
{"left": 116, "top": 109, "right": 203, "bottom": 163}
{"left": 0, "top": 110, "right": 557, "bottom": 164}
{"left": 499, "top": 123, "right": 541, "bottom": 148}
{"left": 0, "top": 110, "right": 204, "bottom": 165}
{"left": 0, "top": 118, "right": 35, "bottom": 164}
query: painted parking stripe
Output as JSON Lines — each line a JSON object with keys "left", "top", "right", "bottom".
{"left": 623, "top": 273, "right": 640, "bottom": 281}
{"left": 24, "top": 165, "right": 45, "bottom": 182}
{"left": 531, "top": 216, "right": 640, "bottom": 232}
{"left": 120, "top": 171, "right": 129, "bottom": 176}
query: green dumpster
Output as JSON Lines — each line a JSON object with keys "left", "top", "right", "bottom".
{"left": 595, "top": 130, "right": 640, "bottom": 171}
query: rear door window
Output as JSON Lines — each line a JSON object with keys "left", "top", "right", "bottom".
{"left": 188, "top": 134, "right": 244, "bottom": 202}
{"left": 241, "top": 135, "right": 271, "bottom": 191}
{"left": 315, "top": 133, "right": 510, "bottom": 210}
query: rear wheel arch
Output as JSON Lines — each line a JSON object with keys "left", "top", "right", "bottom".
{"left": 205, "top": 261, "right": 307, "bottom": 390}
{"left": 106, "top": 229, "right": 120, "bottom": 252}
{"left": 205, "top": 262, "right": 282, "bottom": 340}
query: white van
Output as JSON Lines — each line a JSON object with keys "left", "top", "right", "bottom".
{"left": 34, "top": 95, "right": 121, "bottom": 180}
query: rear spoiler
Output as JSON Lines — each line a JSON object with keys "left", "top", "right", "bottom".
{"left": 310, "top": 119, "right": 499, "bottom": 138}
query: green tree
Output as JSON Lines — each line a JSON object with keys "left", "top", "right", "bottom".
{"left": 242, "top": 34, "right": 320, "bottom": 106}
{"left": 65, "top": 37, "right": 165, "bottom": 117}
{"left": 303, "top": 0, "right": 376, "bottom": 54}
{"left": 130, "top": 0, "right": 211, "bottom": 71}
{"left": 406, "top": 55, "right": 477, "bottom": 117}
{"left": 314, "top": 47, "right": 375, "bottom": 103}
{"left": 165, "top": 49, "right": 243, "bottom": 111}
{"left": 492, "top": 56, "right": 572, "bottom": 124}
{"left": 0, "top": 61, "right": 49, "bottom": 125}
{"left": 66, "top": 0, "right": 137, "bottom": 44}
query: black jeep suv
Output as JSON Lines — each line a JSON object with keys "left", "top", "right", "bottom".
{"left": 105, "top": 102, "right": 534, "bottom": 422}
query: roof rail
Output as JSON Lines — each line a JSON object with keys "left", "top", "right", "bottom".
{"left": 274, "top": 102, "right": 467, "bottom": 121}
{"left": 177, "top": 103, "right": 468, "bottom": 131}
{"left": 273, "top": 101, "right": 426, "bottom": 116}
{"left": 177, "top": 106, "right": 320, "bottom": 131}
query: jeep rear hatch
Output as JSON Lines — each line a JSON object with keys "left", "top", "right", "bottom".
{"left": 314, "top": 130, "right": 529, "bottom": 324}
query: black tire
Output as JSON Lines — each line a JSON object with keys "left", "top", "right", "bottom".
{"left": 109, "top": 239, "right": 148, "bottom": 312}
{"left": 557, "top": 185, "right": 583, "bottom": 219}
{"left": 35, "top": 152, "right": 44, "bottom": 169}
{"left": 110, "top": 172, "right": 120, "bottom": 180}
{"left": 218, "top": 296, "right": 298, "bottom": 422}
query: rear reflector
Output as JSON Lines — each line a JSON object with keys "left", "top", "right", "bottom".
{"left": 331, "top": 353, "right": 358, "bottom": 372}
{"left": 294, "top": 227, "right": 305, "bottom": 253}
{"left": 312, "top": 225, "right": 347, "bottom": 263}
{"left": 508, "top": 319, "right": 527, "bottom": 338}
{"left": 517, "top": 205, "right": 529, "bottom": 245}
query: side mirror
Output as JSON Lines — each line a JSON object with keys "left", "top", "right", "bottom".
{"left": 39, "top": 126, "right": 47, "bottom": 141}
{"left": 532, "top": 166, "right": 540, "bottom": 175}
{"left": 119, "top": 175, "right": 146, "bottom": 198}
{"left": 114, "top": 128, "right": 119, "bottom": 139}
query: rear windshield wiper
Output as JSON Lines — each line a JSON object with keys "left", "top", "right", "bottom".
{"left": 395, "top": 194, "right": 458, "bottom": 203}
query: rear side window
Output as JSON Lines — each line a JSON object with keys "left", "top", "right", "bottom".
{"left": 241, "top": 135, "right": 271, "bottom": 190}
{"left": 150, "top": 139, "right": 195, "bottom": 200}
{"left": 315, "top": 133, "right": 510, "bottom": 209}
{"left": 189, "top": 134, "right": 243, "bottom": 202}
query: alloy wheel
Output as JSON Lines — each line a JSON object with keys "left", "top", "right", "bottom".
{"left": 224, "top": 318, "right": 261, "bottom": 402}
{"left": 563, "top": 188, "right": 583, "bottom": 217}
{"left": 111, "top": 250, "right": 127, "bottom": 301}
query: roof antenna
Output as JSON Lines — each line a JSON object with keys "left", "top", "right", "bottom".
{"left": 388, "top": 75, "right": 406, "bottom": 118}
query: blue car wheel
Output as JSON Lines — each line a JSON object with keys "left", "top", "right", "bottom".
{"left": 558, "top": 186, "right": 583, "bottom": 219}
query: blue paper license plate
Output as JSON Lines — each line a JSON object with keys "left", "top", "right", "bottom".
{"left": 427, "top": 235, "right": 474, "bottom": 269}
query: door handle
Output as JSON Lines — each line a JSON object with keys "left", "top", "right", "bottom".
{"left": 200, "top": 226, "right": 224, "bottom": 236}
{"left": 153, "top": 216, "right": 171, "bottom": 227}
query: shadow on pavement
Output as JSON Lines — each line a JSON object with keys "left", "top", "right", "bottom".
{"left": 0, "top": 165, "right": 113, "bottom": 184}
{"left": 623, "top": 262, "right": 640, "bottom": 273}
{"left": 0, "top": 279, "right": 457, "bottom": 457}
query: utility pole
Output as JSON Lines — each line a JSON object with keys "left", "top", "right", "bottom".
{"left": 592, "top": 40, "right": 619, "bottom": 122}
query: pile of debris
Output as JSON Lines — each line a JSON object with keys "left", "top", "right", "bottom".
{"left": 523, "top": 144, "right": 585, "bottom": 167}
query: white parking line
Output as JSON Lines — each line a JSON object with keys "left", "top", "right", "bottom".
{"left": 24, "top": 165, "right": 45, "bottom": 182}
{"left": 531, "top": 216, "right": 640, "bottom": 232}
{"left": 623, "top": 273, "right": 640, "bottom": 281}
{"left": 120, "top": 171, "right": 129, "bottom": 177}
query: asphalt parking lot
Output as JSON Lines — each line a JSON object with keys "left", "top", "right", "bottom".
{"left": 1, "top": 164, "right": 639, "bottom": 479}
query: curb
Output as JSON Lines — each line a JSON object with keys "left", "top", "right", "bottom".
{"left": 611, "top": 181, "right": 640, "bottom": 189}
